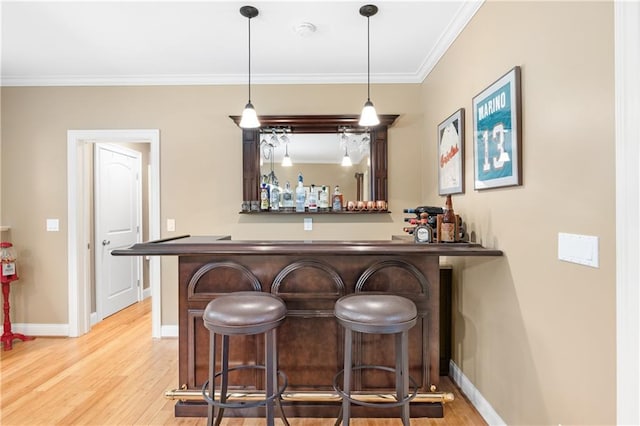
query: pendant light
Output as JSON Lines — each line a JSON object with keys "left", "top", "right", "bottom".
{"left": 358, "top": 4, "right": 380, "bottom": 127}
{"left": 341, "top": 145, "right": 353, "bottom": 167}
{"left": 239, "top": 5, "right": 260, "bottom": 128}
{"left": 281, "top": 144, "right": 293, "bottom": 167}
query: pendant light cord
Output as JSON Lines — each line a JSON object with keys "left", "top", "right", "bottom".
{"left": 367, "top": 16, "right": 371, "bottom": 102}
{"left": 247, "top": 16, "right": 252, "bottom": 103}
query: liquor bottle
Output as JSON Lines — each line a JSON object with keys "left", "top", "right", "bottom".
{"left": 332, "top": 186, "right": 344, "bottom": 211}
{"left": 402, "top": 226, "right": 415, "bottom": 235}
{"left": 295, "top": 173, "right": 306, "bottom": 212}
{"left": 270, "top": 180, "right": 280, "bottom": 211}
{"left": 319, "top": 185, "right": 330, "bottom": 211}
{"left": 260, "top": 183, "right": 269, "bottom": 211}
{"left": 403, "top": 206, "right": 443, "bottom": 216}
{"left": 308, "top": 184, "right": 318, "bottom": 212}
{"left": 440, "top": 195, "right": 456, "bottom": 242}
{"left": 282, "top": 181, "right": 294, "bottom": 211}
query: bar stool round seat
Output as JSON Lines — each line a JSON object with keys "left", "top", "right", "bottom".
{"left": 333, "top": 293, "right": 418, "bottom": 426}
{"left": 202, "top": 291, "right": 289, "bottom": 426}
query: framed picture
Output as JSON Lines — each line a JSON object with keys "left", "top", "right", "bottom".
{"left": 438, "top": 108, "right": 465, "bottom": 195}
{"left": 472, "top": 66, "right": 522, "bottom": 190}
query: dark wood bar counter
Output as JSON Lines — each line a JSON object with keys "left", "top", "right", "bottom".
{"left": 113, "top": 236, "right": 502, "bottom": 418}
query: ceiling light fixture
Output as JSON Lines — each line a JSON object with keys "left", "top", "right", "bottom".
{"left": 358, "top": 4, "right": 380, "bottom": 127}
{"left": 239, "top": 5, "right": 260, "bottom": 129}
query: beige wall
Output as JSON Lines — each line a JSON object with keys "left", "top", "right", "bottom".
{"left": 0, "top": 1, "right": 616, "bottom": 424}
{"left": 420, "top": 1, "right": 615, "bottom": 424}
{"left": 0, "top": 84, "right": 422, "bottom": 325}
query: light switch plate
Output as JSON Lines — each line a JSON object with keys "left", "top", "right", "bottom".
{"left": 167, "top": 218, "right": 175, "bottom": 232}
{"left": 558, "top": 232, "right": 599, "bottom": 268}
{"left": 304, "top": 217, "right": 312, "bottom": 231}
{"left": 46, "top": 218, "right": 59, "bottom": 232}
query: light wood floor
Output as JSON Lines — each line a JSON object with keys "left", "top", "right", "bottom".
{"left": 0, "top": 299, "right": 487, "bottom": 425}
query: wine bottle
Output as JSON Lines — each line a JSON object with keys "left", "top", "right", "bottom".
{"left": 403, "top": 206, "right": 443, "bottom": 215}
{"left": 440, "top": 195, "right": 456, "bottom": 242}
{"left": 402, "top": 226, "right": 415, "bottom": 235}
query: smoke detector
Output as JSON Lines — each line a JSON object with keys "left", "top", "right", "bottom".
{"left": 294, "top": 22, "right": 317, "bottom": 37}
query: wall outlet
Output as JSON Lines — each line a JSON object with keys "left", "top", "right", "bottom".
{"left": 558, "top": 232, "right": 599, "bottom": 268}
{"left": 167, "top": 218, "right": 176, "bottom": 232}
{"left": 304, "top": 217, "right": 312, "bottom": 231}
{"left": 46, "top": 218, "right": 59, "bottom": 232}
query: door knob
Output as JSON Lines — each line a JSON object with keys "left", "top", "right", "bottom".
{"left": 102, "top": 240, "right": 111, "bottom": 246}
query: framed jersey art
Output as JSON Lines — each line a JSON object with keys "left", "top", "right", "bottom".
{"left": 472, "top": 66, "right": 522, "bottom": 190}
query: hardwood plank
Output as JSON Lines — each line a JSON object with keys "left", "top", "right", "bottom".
{"left": 0, "top": 299, "right": 487, "bottom": 425}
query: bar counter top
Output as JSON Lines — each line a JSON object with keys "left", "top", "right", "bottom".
{"left": 112, "top": 234, "right": 503, "bottom": 257}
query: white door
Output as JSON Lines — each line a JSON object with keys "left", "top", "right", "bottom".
{"left": 95, "top": 143, "right": 142, "bottom": 319}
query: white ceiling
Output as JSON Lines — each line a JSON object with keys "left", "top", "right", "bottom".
{"left": 1, "top": 0, "right": 483, "bottom": 87}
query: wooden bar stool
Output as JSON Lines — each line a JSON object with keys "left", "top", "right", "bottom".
{"left": 333, "top": 293, "right": 419, "bottom": 426}
{"left": 202, "top": 291, "right": 289, "bottom": 426}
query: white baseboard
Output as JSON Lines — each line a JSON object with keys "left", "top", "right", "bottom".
{"left": 12, "top": 323, "right": 69, "bottom": 337}
{"left": 90, "top": 312, "right": 98, "bottom": 327}
{"left": 449, "top": 360, "right": 506, "bottom": 426}
{"left": 161, "top": 325, "right": 178, "bottom": 338}
{"left": 142, "top": 287, "right": 152, "bottom": 299}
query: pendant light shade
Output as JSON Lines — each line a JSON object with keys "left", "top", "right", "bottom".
{"left": 341, "top": 145, "right": 353, "bottom": 167}
{"left": 240, "top": 102, "right": 260, "bottom": 128}
{"left": 360, "top": 100, "right": 379, "bottom": 127}
{"left": 239, "top": 6, "right": 260, "bottom": 129}
{"left": 281, "top": 143, "right": 293, "bottom": 167}
{"left": 358, "top": 4, "right": 380, "bottom": 127}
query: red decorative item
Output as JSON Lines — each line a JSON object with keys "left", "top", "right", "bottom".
{"left": 1, "top": 242, "right": 35, "bottom": 350}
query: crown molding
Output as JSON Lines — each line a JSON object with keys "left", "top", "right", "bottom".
{"left": 416, "top": 0, "right": 484, "bottom": 82}
{"left": 0, "top": 72, "right": 424, "bottom": 87}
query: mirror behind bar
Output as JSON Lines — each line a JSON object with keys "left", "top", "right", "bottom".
{"left": 230, "top": 114, "right": 399, "bottom": 205}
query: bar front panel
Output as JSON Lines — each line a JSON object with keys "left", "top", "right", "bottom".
{"left": 178, "top": 252, "right": 439, "bottom": 416}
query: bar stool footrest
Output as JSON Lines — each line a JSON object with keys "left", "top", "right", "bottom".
{"left": 332, "top": 365, "right": 418, "bottom": 409}
{"left": 202, "top": 364, "right": 288, "bottom": 410}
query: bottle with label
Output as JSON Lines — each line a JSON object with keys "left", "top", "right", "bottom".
{"left": 332, "top": 185, "right": 343, "bottom": 211}
{"left": 308, "top": 184, "right": 318, "bottom": 212}
{"left": 260, "top": 183, "right": 270, "bottom": 211}
{"left": 414, "top": 223, "right": 433, "bottom": 243}
{"left": 282, "top": 181, "right": 294, "bottom": 211}
{"left": 1, "top": 242, "right": 18, "bottom": 282}
{"left": 295, "top": 173, "right": 306, "bottom": 212}
{"left": 270, "top": 180, "right": 280, "bottom": 211}
{"left": 319, "top": 185, "right": 330, "bottom": 211}
{"left": 439, "top": 195, "right": 456, "bottom": 242}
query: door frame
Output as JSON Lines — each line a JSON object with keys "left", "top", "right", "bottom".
{"left": 615, "top": 1, "right": 640, "bottom": 423}
{"left": 94, "top": 143, "right": 143, "bottom": 321}
{"left": 67, "top": 129, "right": 161, "bottom": 338}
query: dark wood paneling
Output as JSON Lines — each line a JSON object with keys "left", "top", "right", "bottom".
{"left": 178, "top": 252, "right": 440, "bottom": 417}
